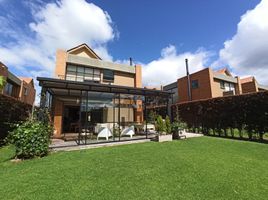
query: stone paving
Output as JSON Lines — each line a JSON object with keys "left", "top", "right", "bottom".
{"left": 50, "top": 132, "right": 203, "bottom": 152}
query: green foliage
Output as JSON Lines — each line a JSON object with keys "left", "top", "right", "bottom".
{"left": 172, "top": 91, "right": 268, "bottom": 140}
{"left": 0, "top": 94, "right": 32, "bottom": 145}
{"left": 7, "top": 120, "right": 52, "bottom": 159}
{"left": 147, "top": 110, "right": 157, "bottom": 124}
{"left": 156, "top": 115, "right": 168, "bottom": 135}
{"left": 0, "top": 76, "right": 6, "bottom": 92}
{"left": 165, "top": 116, "right": 171, "bottom": 134}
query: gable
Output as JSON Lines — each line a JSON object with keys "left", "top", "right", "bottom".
{"left": 67, "top": 44, "right": 101, "bottom": 60}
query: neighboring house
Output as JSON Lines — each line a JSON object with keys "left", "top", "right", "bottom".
{"left": 37, "top": 44, "right": 171, "bottom": 139}
{"left": 0, "top": 62, "right": 35, "bottom": 106}
{"left": 163, "top": 82, "right": 178, "bottom": 104}
{"left": 164, "top": 67, "right": 242, "bottom": 103}
{"left": 19, "top": 77, "right": 36, "bottom": 106}
{"left": 241, "top": 76, "right": 268, "bottom": 93}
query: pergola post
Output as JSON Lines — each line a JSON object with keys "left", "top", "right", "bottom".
{"left": 145, "top": 96, "right": 148, "bottom": 139}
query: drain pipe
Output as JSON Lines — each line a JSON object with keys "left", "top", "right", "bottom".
{"left": 185, "top": 58, "right": 192, "bottom": 101}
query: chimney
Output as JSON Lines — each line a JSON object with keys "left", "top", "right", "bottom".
{"left": 185, "top": 58, "right": 192, "bottom": 101}
{"left": 129, "top": 57, "right": 133, "bottom": 66}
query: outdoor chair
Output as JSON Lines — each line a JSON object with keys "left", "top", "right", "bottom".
{"left": 178, "top": 128, "right": 186, "bottom": 139}
{"left": 121, "top": 126, "right": 135, "bottom": 138}
{"left": 97, "top": 127, "right": 113, "bottom": 141}
{"left": 143, "top": 124, "right": 156, "bottom": 134}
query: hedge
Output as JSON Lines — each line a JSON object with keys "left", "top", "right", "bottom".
{"left": 172, "top": 91, "right": 268, "bottom": 140}
{"left": 0, "top": 94, "right": 32, "bottom": 144}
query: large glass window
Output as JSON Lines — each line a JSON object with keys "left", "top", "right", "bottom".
{"left": 66, "top": 64, "right": 101, "bottom": 82}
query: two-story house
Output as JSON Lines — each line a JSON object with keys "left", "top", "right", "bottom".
{"left": 37, "top": 44, "right": 171, "bottom": 141}
{"left": 0, "top": 62, "right": 36, "bottom": 106}
{"left": 164, "top": 67, "right": 242, "bottom": 103}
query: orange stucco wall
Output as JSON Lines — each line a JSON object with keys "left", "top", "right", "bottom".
{"left": 178, "top": 68, "right": 213, "bottom": 103}
{"left": 19, "top": 80, "right": 36, "bottom": 106}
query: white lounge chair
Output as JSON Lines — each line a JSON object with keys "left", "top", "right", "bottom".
{"left": 97, "top": 127, "right": 112, "bottom": 141}
{"left": 143, "top": 124, "right": 156, "bottom": 134}
{"left": 121, "top": 126, "right": 135, "bottom": 138}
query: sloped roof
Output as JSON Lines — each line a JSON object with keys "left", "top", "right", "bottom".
{"left": 67, "top": 43, "right": 101, "bottom": 60}
{"left": 215, "top": 68, "right": 232, "bottom": 76}
{"left": 240, "top": 76, "right": 254, "bottom": 84}
{"left": 19, "top": 77, "right": 34, "bottom": 87}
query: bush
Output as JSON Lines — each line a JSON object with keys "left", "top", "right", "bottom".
{"left": 156, "top": 115, "right": 166, "bottom": 135}
{"left": 8, "top": 120, "right": 52, "bottom": 159}
{"left": 165, "top": 116, "right": 172, "bottom": 134}
{"left": 0, "top": 94, "right": 32, "bottom": 145}
{"left": 172, "top": 91, "right": 268, "bottom": 140}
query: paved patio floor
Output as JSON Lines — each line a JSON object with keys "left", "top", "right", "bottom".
{"left": 50, "top": 132, "right": 203, "bottom": 152}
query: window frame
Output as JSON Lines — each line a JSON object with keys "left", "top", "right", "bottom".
{"left": 65, "top": 64, "right": 101, "bottom": 82}
{"left": 103, "top": 69, "right": 114, "bottom": 82}
{"left": 191, "top": 80, "right": 199, "bottom": 89}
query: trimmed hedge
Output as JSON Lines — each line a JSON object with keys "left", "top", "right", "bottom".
{"left": 172, "top": 91, "right": 268, "bottom": 140}
{"left": 0, "top": 94, "right": 32, "bottom": 144}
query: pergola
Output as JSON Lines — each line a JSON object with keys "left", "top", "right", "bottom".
{"left": 37, "top": 77, "right": 173, "bottom": 144}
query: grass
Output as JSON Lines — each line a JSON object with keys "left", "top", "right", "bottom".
{"left": 1, "top": 137, "right": 268, "bottom": 200}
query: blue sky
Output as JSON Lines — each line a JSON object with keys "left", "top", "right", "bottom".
{"left": 0, "top": 0, "right": 268, "bottom": 99}
{"left": 90, "top": 0, "right": 260, "bottom": 62}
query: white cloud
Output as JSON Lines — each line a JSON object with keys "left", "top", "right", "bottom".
{"left": 0, "top": 0, "right": 116, "bottom": 104}
{"left": 215, "top": 0, "right": 268, "bottom": 84}
{"left": 142, "top": 45, "right": 210, "bottom": 87}
{"left": 29, "top": 0, "right": 115, "bottom": 56}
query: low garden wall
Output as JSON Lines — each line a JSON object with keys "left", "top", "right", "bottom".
{"left": 0, "top": 94, "right": 32, "bottom": 144}
{"left": 172, "top": 91, "right": 268, "bottom": 140}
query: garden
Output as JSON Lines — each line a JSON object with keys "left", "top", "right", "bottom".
{"left": 1, "top": 137, "right": 268, "bottom": 200}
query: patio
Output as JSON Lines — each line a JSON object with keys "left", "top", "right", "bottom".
{"left": 37, "top": 77, "right": 173, "bottom": 145}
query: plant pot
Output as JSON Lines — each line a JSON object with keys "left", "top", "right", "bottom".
{"left": 157, "top": 134, "right": 173, "bottom": 142}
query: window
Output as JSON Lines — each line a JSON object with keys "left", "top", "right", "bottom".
{"left": 103, "top": 69, "right": 114, "bottom": 82}
{"left": 4, "top": 82, "right": 13, "bottom": 96}
{"left": 66, "top": 65, "right": 101, "bottom": 82}
{"left": 220, "top": 81, "right": 225, "bottom": 89}
{"left": 191, "top": 80, "right": 199, "bottom": 89}
{"left": 24, "top": 88, "right": 28, "bottom": 96}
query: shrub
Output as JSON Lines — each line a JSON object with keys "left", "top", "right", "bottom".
{"left": 8, "top": 120, "right": 52, "bottom": 159}
{"left": 172, "top": 91, "right": 268, "bottom": 140}
{"left": 0, "top": 94, "right": 32, "bottom": 145}
{"left": 165, "top": 116, "right": 172, "bottom": 134}
{"left": 156, "top": 115, "right": 166, "bottom": 135}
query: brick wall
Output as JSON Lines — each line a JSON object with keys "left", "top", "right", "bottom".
{"left": 19, "top": 80, "right": 36, "bottom": 105}
{"left": 178, "top": 68, "right": 213, "bottom": 103}
{"left": 242, "top": 81, "right": 258, "bottom": 93}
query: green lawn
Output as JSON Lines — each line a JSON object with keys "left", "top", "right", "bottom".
{"left": 1, "top": 137, "right": 268, "bottom": 200}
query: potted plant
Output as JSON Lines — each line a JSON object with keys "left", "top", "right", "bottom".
{"left": 172, "top": 120, "right": 187, "bottom": 139}
{"left": 156, "top": 115, "right": 173, "bottom": 142}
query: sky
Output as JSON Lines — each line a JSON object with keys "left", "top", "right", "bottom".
{"left": 0, "top": 0, "right": 267, "bottom": 103}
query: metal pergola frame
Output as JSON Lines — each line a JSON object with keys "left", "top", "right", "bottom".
{"left": 37, "top": 77, "right": 173, "bottom": 145}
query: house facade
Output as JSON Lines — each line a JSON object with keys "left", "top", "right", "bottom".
{"left": 38, "top": 44, "right": 171, "bottom": 141}
{"left": 164, "top": 68, "right": 242, "bottom": 103}
{"left": 0, "top": 62, "right": 35, "bottom": 106}
{"left": 241, "top": 76, "right": 268, "bottom": 93}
